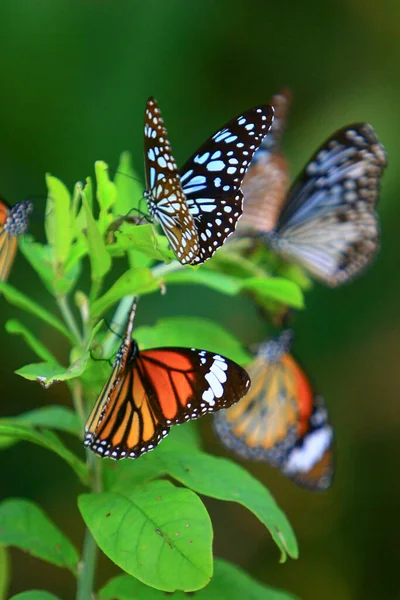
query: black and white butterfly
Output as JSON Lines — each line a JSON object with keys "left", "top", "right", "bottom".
{"left": 143, "top": 97, "right": 274, "bottom": 264}
{"left": 240, "top": 100, "right": 387, "bottom": 286}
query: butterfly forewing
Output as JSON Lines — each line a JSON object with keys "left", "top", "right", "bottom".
{"left": 84, "top": 342, "right": 250, "bottom": 460}
{"left": 239, "top": 91, "right": 291, "bottom": 233}
{"left": 180, "top": 104, "right": 274, "bottom": 262}
{"left": 266, "top": 123, "right": 387, "bottom": 286}
{"left": 144, "top": 97, "right": 200, "bottom": 264}
{"left": 214, "top": 332, "right": 334, "bottom": 490}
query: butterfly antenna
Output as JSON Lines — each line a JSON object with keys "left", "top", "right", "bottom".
{"left": 124, "top": 297, "right": 138, "bottom": 343}
{"left": 106, "top": 166, "right": 144, "bottom": 186}
{"left": 103, "top": 319, "right": 124, "bottom": 340}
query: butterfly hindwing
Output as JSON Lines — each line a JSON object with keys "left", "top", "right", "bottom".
{"left": 84, "top": 342, "right": 251, "bottom": 460}
{"left": 214, "top": 332, "right": 334, "bottom": 490}
{"left": 265, "top": 123, "right": 387, "bottom": 286}
{"left": 239, "top": 91, "right": 291, "bottom": 233}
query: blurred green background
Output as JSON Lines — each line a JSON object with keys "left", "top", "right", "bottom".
{"left": 1, "top": 1, "right": 399, "bottom": 598}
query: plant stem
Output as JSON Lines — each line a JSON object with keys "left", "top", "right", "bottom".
{"left": 152, "top": 259, "right": 183, "bottom": 278}
{"left": 57, "top": 294, "right": 83, "bottom": 345}
{"left": 76, "top": 453, "right": 102, "bottom": 600}
{"left": 70, "top": 380, "right": 86, "bottom": 428}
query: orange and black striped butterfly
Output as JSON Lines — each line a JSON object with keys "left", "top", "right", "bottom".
{"left": 0, "top": 199, "right": 32, "bottom": 283}
{"left": 143, "top": 97, "right": 275, "bottom": 265}
{"left": 84, "top": 300, "right": 251, "bottom": 459}
{"left": 214, "top": 331, "right": 334, "bottom": 490}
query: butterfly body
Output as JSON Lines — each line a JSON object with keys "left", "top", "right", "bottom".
{"left": 84, "top": 301, "right": 251, "bottom": 460}
{"left": 0, "top": 199, "right": 33, "bottom": 282}
{"left": 144, "top": 97, "right": 274, "bottom": 264}
{"left": 214, "top": 331, "right": 334, "bottom": 490}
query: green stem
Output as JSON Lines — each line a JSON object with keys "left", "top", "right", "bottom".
{"left": 57, "top": 294, "right": 83, "bottom": 345}
{"left": 101, "top": 260, "right": 183, "bottom": 357}
{"left": 70, "top": 380, "right": 86, "bottom": 429}
{"left": 76, "top": 453, "right": 102, "bottom": 600}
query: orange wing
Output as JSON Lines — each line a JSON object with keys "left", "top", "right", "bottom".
{"left": 0, "top": 199, "right": 32, "bottom": 284}
{"left": 84, "top": 344, "right": 250, "bottom": 460}
{"left": 214, "top": 332, "right": 334, "bottom": 490}
{"left": 238, "top": 91, "right": 291, "bottom": 234}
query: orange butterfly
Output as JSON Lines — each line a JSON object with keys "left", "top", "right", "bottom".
{"left": 0, "top": 199, "right": 32, "bottom": 283}
{"left": 214, "top": 331, "right": 334, "bottom": 490}
{"left": 238, "top": 90, "right": 290, "bottom": 235}
{"left": 84, "top": 300, "right": 251, "bottom": 459}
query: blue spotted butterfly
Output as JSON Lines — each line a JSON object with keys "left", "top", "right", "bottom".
{"left": 143, "top": 97, "right": 274, "bottom": 264}
{"left": 240, "top": 92, "right": 387, "bottom": 286}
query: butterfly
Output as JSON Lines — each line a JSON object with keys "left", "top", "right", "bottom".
{"left": 240, "top": 92, "right": 387, "bottom": 286}
{"left": 213, "top": 330, "right": 334, "bottom": 490}
{"left": 143, "top": 97, "right": 274, "bottom": 265}
{"left": 0, "top": 199, "right": 33, "bottom": 283}
{"left": 238, "top": 90, "right": 291, "bottom": 235}
{"left": 84, "top": 300, "right": 251, "bottom": 459}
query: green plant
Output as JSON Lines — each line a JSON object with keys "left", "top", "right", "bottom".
{"left": 0, "top": 153, "right": 306, "bottom": 599}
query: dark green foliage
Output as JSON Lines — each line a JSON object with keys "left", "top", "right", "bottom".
{"left": 0, "top": 157, "right": 303, "bottom": 598}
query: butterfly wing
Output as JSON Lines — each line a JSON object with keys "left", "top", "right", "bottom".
{"left": 265, "top": 123, "right": 387, "bottom": 286}
{"left": 144, "top": 97, "right": 200, "bottom": 264}
{"left": 214, "top": 339, "right": 334, "bottom": 490}
{"left": 179, "top": 104, "right": 274, "bottom": 262}
{"left": 239, "top": 91, "right": 291, "bottom": 233}
{"left": 84, "top": 345, "right": 250, "bottom": 460}
{"left": 0, "top": 199, "right": 32, "bottom": 283}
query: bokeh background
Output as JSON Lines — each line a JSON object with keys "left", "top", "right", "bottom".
{"left": 1, "top": 1, "right": 399, "bottom": 599}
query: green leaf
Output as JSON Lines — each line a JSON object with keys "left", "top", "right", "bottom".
{"left": 91, "top": 268, "right": 160, "bottom": 319}
{"left": 16, "top": 406, "right": 81, "bottom": 436}
{"left": 107, "top": 225, "right": 173, "bottom": 263}
{"left": 208, "top": 250, "right": 268, "bottom": 280}
{"left": 9, "top": 593, "right": 61, "bottom": 600}
{"left": 81, "top": 185, "right": 112, "bottom": 282}
{"left": 135, "top": 317, "right": 251, "bottom": 365}
{"left": 99, "top": 558, "right": 299, "bottom": 600}
{"left": 241, "top": 277, "right": 304, "bottom": 309}
{"left": 0, "top": 406, "right": 80, "bottom": 451}
{"left": 45, "top": 174, "right": 72, "bottom": 266}
{"left": 18, "top": 237, "right": 55, "bottom": 295}
{"left": 114, "top": 151, "right": 145, "bottom": 217}
{"left": 19, "top": 236, "right": 82, "bottom": 296}
{"left": 5, "top": 320, "right": 59, "bottom": 364}
{"left": 0, "top": 546, "right": 10, "bottom": 600}
{"left": 164, "top": 269, "right": 240, "bottom": 295}
{"left": 103, "top": 423, "right": 202, "bottom": 491}
{"left": 0, "top": 423, "right": 87, "bottom": 484}
{"left": 15, "top": 351, "right": 90, "bottom": 388}
{"left": 109, "top": 448, "right": 297, "bottom": 562}
{"left": 79, "top": 480, "right": 213, "bottom": 592}
{"left": 0, "top": 281, "right": 73, "bottom": 342}
{"left": 0, "top": 499, "right": 78, "bottom": 573}
{"left": 96, "top": 161, "right": 118, "bottom": 233}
